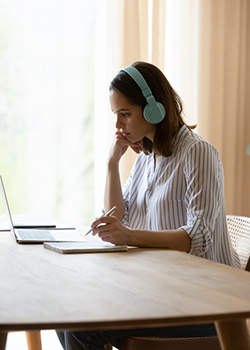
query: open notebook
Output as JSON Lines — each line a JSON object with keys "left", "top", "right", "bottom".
{"left": 43, "top": 241, "right": 128, "bottom": 254}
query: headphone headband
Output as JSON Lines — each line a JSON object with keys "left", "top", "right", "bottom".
{"left": 121, "top": 65, "right": 165, "bottom": 124}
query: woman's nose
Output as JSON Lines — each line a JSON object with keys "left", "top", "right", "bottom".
{"left": 115, "top": 116, "right": 124, "bottom": 130}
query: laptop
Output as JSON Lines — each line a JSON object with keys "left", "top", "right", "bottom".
{"left": 0, "top": 175, "right": 85, "bottom": 244}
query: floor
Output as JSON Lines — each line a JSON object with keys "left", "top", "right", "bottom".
{"left": 6, "top": 331, "right": 62, "bottom": 350}
{"left": 6, "top": 331, "right": 118, "bottom": 350}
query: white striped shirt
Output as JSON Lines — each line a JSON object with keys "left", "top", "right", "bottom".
{"left": 121, "top": 125, "right": 241, "bottom": 268}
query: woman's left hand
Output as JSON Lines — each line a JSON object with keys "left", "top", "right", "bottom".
{"left": 91, "top": 215, "right": 130, "bottom": 245}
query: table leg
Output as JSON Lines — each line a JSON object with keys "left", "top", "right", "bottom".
{"left": 215, "top": 319, "right": 250, "bottom": 350}
{"left": 25, "top": 331, "right": 42, "bottom": 350}
{"left": 0, "top": 332, "right": 7, "bottom": 350}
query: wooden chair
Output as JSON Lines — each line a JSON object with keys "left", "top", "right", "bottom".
{"left": 226, "top": 215, "right": 250, "bottom": 270}
{"left": 109, "top": 215, "right": 250, "bottom": 350}
{"left": 23, "top": 215, "right": 250, "bottom": 350}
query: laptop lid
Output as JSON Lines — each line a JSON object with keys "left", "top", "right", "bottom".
{"left": 0, "top": 175, "right": 85, "bottom": 243}
{"left": 0, "top": 175, "right": 17, "bottom": 239}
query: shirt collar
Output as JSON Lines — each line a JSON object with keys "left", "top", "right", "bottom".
{"left": 172, "top": 124, "right": 190, "bottom": 151}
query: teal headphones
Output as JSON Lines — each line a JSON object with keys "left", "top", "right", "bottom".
{"left": 121, "top": 65, "right": 165, "bottom": 124}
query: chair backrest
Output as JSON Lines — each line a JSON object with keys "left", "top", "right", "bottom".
{"left": 226, "top": 215, "right": 250, "bottom": 270}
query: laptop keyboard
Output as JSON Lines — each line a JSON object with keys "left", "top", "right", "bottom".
{"left": 17, "top": 229, "right": 55, "bottom": 240}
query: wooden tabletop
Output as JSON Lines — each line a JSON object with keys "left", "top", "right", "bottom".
{"left": 1, "top": 224, "right": 250, "bottom": 349}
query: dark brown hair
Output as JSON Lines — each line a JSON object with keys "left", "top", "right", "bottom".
{"left": 109, "top": 61, "right": 196, "bottom": 157}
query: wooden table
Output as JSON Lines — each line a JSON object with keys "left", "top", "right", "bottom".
{"left": 1, "top": 226, "right": 250, "bottom": 350}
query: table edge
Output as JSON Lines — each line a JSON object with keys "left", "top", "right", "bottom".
{"left": 1, "top": 312, "right": 250, "bottom": 332}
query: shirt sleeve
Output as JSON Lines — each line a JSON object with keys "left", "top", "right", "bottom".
{"left": 120, "top": 177, "right": 131, "bottom": 227}
{"left": 120, "top": 152, "right": 146, "bottom": 228}
{"left": 120, "top": 155, "right": 140, "bottom": 227}
{"left": 180, "top": 140, "right": 223, "bottom": 255}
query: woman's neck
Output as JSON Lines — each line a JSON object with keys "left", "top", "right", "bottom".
{"left": 154, "top": 153, "right": 162, "bottom": 170}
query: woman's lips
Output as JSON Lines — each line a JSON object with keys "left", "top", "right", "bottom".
{"left": 119, "top": 129, "right": 130, "bottom": 138}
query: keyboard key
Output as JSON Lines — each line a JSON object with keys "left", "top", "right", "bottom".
{"left": 17, "top": 229, "right": 55, "bottom": 240}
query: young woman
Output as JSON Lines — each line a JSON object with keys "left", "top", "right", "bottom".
{"left": 57, "top": 61, "right": 240, "bottom": 350}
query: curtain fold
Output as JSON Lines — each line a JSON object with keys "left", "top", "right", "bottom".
{"left": 195, "top": 0, "right": 250, "bottom": 216}
{"left": 151, "top": 0, "right": 166, "bottom": 70}
{"left": 122, "top": 0, "right": 148, "bottom": 66}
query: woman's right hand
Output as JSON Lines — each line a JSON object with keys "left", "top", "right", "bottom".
{"left": 108, "top": 129, "right": 143, "bottom": 164}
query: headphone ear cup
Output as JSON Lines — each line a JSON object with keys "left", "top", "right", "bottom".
{"left": 143, "top": 102, "right": 165, "bottom": 124}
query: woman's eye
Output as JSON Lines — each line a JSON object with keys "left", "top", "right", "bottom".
{"left": 122, "top": 113, "right": 130, "bottom": 117}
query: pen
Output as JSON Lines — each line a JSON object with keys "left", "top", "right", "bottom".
{"left": 85, "top": 206, "right": 117, "bottom": 236}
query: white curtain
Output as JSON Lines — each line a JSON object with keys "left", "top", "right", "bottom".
{"left": 0, "top": 0, "right": 96, "bottom": 225}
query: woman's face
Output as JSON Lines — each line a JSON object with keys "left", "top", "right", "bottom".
{"left": 109, "top": 90, "right": 156, "bottom": 143}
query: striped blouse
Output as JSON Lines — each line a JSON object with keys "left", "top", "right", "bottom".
{"left": 121, "top": 125, "right": 241, "bottom": 268}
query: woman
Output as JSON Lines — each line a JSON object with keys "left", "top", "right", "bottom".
{"left": 57, "top": 61, "right": 240, "bottom": 350}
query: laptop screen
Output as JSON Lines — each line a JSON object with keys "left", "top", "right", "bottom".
{"left": 0, "top": 175, "right": 15, "bottom": 232}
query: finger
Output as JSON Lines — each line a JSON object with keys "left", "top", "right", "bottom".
{"left": 100, "top": 235, "right": 112, "bottom": 243}
{"left": 114, "top": 136, "right": 142, "bottom": 156}
{"left": 94, "top": 226, "right": 110, "bottom": 238}
{"left": 94, "top": 214, "right": 103, "bottom": 221}
{"left": 91, "top": 216, "right": 114, "bottom": 228}
{"left": 131, "top": 145, "right": 143, "bottom": 154}
{"left": 94, "top": 219, "right": 113, "bottom": 234}
{"left": 91, "top": 215, "right": 108, "bottom": 228}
